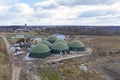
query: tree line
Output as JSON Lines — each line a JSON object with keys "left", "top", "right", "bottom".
{"left": 41, "top": 26, "right": 120, "bottom": 36}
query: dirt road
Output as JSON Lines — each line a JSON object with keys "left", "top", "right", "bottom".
{"left": 45, "top": 48, "right": 92, "bottom": 63}
{"left": 1, "top": 35, "right": 22, "bottom": 80}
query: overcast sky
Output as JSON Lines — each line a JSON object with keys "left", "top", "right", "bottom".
{"left": 0, "top": 0, "right": 120, "bottom": 25}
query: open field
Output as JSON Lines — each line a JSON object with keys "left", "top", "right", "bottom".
{"left": 0, "top": 36, "right": 10, "bottom": 80}
{"left": 87, "top": 53, "right": 120, "bottom": 80}
{"left": 79, "top": 36, "right": 120, "bottom": 52}
{"left": 2, "top": 32, "right": 120, "bottom": 80}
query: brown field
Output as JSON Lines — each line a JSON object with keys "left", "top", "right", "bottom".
{"left": 79, "top": 36, "right": 120, "bottom": 52}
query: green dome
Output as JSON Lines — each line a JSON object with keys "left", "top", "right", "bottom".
{"left": 54, "top": 40, "right": 67, "bottom": 44}
{"left": 41, "top": 40, "right": 52, "bottom": 47}
{"left": 29, "top": 43, "right": 51, "bottom": 58}
{"left": 30, "top": 43, "right": 50, "bottom": 53}
{"left": 47, "top": 35, "right": 58, "bottom": 43}
{"left": 52, "top": 42, "right": 69, "bottom": 50}
{"left": 51, "top": 42, "right": 69, "bottom": 54}
{"left": 68, "top": 40, "right": 85, "bottom": 48}
{"left": 68, "top": 40, "right": 85, "bottom": 51}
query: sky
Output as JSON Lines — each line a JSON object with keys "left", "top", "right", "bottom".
{"left": 0, "top": 0, "right": 120, "bottom": 25}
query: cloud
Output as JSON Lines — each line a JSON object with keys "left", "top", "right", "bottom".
{"left": 34, "top": 12, "right": 51, "bottom": 19}
{"left": 0, "top": 0, "right": 120, "bottom": 25}
{"left": 79, "top": 7, "right": 118, "bottom": 17}
{"left": 0, "top": 0, "right": 17, "bottom": 5}
{"left": 0, "top": 3, "right": 34, "bottom": 25}
{"left": 55, "top": 0, "right": 119, "bottom": 6}
{"left": 33, "top": 1, "right": 120, "bottom": 25}
{"left": 9, "top": 3, "right": 33, "bottom": 14}
{"left": 35, "top": 0, "right": 58, "bottom": 10}
{"left": 0, "top": 5, "right": 10, "bottom": 16}
{"left": 80, "top": 2, "right": 120, "bottom": 18}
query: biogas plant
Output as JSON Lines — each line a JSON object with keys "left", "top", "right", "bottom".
{"left": 5, "top": 34, "right": 93, "bottom": 80}
{"left": 29, "top": 37, "right": 85, "bottom": 58}
{"left": 10, "top": 35, "right": 92, "bottom": 64}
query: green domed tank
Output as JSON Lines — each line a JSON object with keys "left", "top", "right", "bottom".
{"left": 29, "top": 43, "right": 51, "bottom": 58}
{"left": 51, "top": 42, "right": 69, "bottom": 54}
{"left": 68, "top": 39, "right": 85, "bottom": 51}
{"left": 47, "top": 35, "right": 58, "bottom": 43}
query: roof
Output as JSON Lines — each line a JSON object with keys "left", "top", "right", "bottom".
{"left": 54, "top": 40, "right": 67, "bottom": 44}
{"left": 30, "top": 43, "right": 50, "bottom": 54}
{"left": 51, "top": 42, "right": 69, "bottom": 50}
{"left": 41, "top": 40, "right": 52, "bottom": 47}
{"left": 47, "top": 35, "right": 58, "bottom": 41}
{"left": 68, "top": 40, "right": 85, "bottom": 48}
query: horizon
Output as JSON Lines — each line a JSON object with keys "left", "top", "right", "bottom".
{"left": 0, "top": 24, "right": 120, "bottom": 26}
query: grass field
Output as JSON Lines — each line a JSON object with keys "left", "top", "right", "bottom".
{"left": 0, "top": 36, "right": 10, "bottom": 80}
{"left": 20, "top": 67, "right": 64, "bottom": 80}
{"left": 58, "top": 61, "right": 102, "bottom": 80}
{"left": 39, "top": 68, "right": 64, "bottom": 80}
